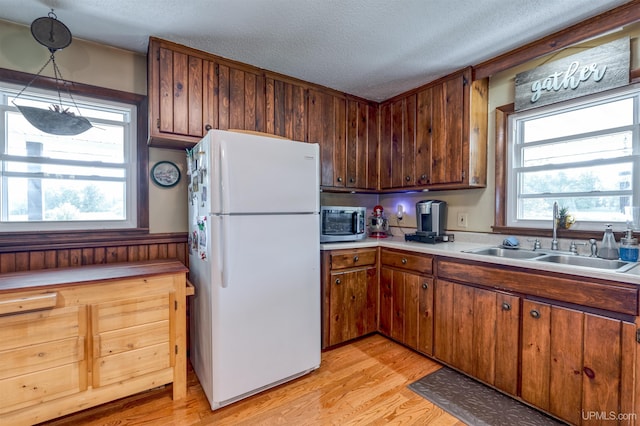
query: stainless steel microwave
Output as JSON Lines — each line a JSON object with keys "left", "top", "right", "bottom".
{"left": 320, "top": 206, "right": 367, "bottom": 243}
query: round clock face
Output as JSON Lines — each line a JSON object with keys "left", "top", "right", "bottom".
{"left": 151, "top": 161, "right": 181, "bottom": 188}
{"left": 30, "top": 16, "right": 72, "bottom": 51}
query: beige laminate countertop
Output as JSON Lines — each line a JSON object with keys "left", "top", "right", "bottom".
{"left": 321, "top": 235, "right": 640, "bottom": 286}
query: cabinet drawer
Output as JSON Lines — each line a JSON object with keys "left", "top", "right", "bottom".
{"left": 92, "top": 293, "right": 170, "bottom": 334}
{"left": 0, "top": 336, "right": 85, "bottom": 380}
{"left": 95, "top": 320, "right": 170, "bottom": 357}
{"left": 93, "top": 342, "right": 171, "bottom": 387}
{"left": 0, "top": 305, "right": 85, "bottom": 352}
{"left": 381, "top": 249, "right": 432, "bottom": 275}
{"left": 0, "top": 362, "right": 84, "bottom": 414}
{"left": 330, "top": 249, "right": 377, "bottom": 270}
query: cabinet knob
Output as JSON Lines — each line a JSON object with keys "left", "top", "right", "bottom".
{"left": 205, "top": 124, "right": 212, "bottom": 131}
{"left": 401, "top": 258, "right": 407, "bottom": 264}
{"left": 530, "top": 309, "right": 540, "bottom": 319}
{"left": 422, "top": 283, "right": 428, "bottom": 290}
{"left": 420, "top": 174, "right": 427, "bottom": 180}
{"left": 502, "top": 302, "right": 511, "bottom": 311}
{"left": 337, "top": 177, "right": 343, "bottom": 183}
{"left": 349, "top": 178, "right": 355, "bottom": 183}
{"left": 405, "top": 175, "right": 411, "bottom": 182}
{"left": 353, "top": 256, "right": 359, "bottom": 262}
{"left": 335, "top": 278, "right": 341, "bottom": 285}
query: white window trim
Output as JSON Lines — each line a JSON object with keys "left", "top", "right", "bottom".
{"left": 0, "top": 82, "right": 138, "bottom": 232}
{"left": 506, "top": 83, "right": 640, "bottom": 232}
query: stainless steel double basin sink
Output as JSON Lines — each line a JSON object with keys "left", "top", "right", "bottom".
{"left": 464, "top": 246, "right": 638, "bottom": 273}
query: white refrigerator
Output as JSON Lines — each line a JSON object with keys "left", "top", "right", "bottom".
{"left": 187, "top": 129, "right": 321, "bottom": 410}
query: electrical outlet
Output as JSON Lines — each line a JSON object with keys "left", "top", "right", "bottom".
{"left": 457, "top": 212, "right": 468, "bottom": 228}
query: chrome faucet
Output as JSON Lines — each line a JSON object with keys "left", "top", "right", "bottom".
{"left": 551, "top": 202, "right": 559, "bottom": 250}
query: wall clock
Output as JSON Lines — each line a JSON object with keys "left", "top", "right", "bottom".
{"left": 151, "top": 161, "right": 181, "bottom": 188}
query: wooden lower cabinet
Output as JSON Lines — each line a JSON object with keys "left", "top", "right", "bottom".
{"left": 379, "top": 249, "right": 434, "bottom": 355}
{"left": 434, "top": 279, "right": 520, "bottom": 395}
{"left": 322, "top": 248, "right": 378, "bottom": 348}
{"left": 0, "top": 260, "right": 189, "bottom": 425}
{"left": 521, "top": 299, "right": 636, "bottom": 425}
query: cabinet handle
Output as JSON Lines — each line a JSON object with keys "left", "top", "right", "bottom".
{"left": 583, "top": 366, "right": 595, "bottom": 379}
{"left": 205, "top": 124, "right": 212, "bottom": 131}
{"left": 422, "top": 283, "right": 428, "bottom": 290}
{"left": 420, "top": 174, "right": 427, "bottom": 180}
{"left": 337, "top": 177, "right": 343, "bottom": 183}
{"left": 530, "top": 309, "right": 540, "bottom": 319}
{"left": 502, "top": 302, "right": 511, "bottom": 311}
{"left": 353, "top": 256, "right": 359, "bottom": 262}
{"left": 335, "top": 278, "right": 341, "bottom": 285}
{"left": 401, "top": 258, "right": 407, "bottom": 264}
{"left": 405, "top": 175, "right": 411, "bottom": 182}
{"left": 349, "top": 178, "right": 355, "bottom": 183}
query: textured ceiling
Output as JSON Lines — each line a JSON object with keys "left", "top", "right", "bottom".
{"left": 0, "top": 0, "right": 632, "bottom": 101}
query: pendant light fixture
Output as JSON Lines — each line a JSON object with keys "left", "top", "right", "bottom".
{"left": 12, "top": 10, "right": 92, "bottom": 136}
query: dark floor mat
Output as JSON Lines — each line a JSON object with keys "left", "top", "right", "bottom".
{"left": 408, "top": 367, "right": 566, "bottom": 426}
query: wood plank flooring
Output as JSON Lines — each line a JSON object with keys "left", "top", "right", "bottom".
{"left": 40, "top": 334, "right": 464, "bottom": 425}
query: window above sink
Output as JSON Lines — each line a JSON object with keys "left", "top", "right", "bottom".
{"left": 502, "top": 83, "right": 640, "bottom": 233}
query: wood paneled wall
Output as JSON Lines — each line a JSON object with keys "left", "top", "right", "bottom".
{"left": 0, "top": 233, "right": 188, "bottom": 273}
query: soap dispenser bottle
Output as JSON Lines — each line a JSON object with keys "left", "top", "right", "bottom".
{"left": 620, "top": 228, "right": 639, "bottom": 262}
{"left": 599, "top": 224, "right": 619, "bottom": 260}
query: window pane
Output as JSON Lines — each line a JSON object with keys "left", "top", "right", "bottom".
{"left": 7, "top": 111, "right": 125, "bottom": 163}
{"left": 520, "top": 163, "right": 633, "bottom": 195}
{"left": 523, "top": 98, "right": 633, "bottom": 143}
{"left": 522, "top": 131, "right": 632, "bottom": 167}
{"left": 5, "top": 177, "right": 125, "bottom": 222}
{"left": 520, "top": 196, "right": 631, "bottom": 222}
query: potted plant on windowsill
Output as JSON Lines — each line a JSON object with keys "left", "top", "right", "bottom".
{"left": 557, "top": 206, "right": 575, "bottom": 229}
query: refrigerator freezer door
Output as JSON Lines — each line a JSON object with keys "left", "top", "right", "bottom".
{"left": 210, "top": 213, "right": 321, "bottom": 406}
{"left": 208, "top": 130, "right": 319, "bottom": 214}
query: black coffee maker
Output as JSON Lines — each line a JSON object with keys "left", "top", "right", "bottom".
{"left": 405, "top": 200, "right": 452, "bottom": 243}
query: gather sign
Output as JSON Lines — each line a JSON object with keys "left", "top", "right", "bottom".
{"left": 514, "top": 37, "right": 629, "bottom": 111}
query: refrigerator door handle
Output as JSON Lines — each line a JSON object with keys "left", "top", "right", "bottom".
{"left": 219, "top": 140, "right": 229, "bottom": 214}
{"left": 220, "top": 216, "right": 231, "bottom": 288}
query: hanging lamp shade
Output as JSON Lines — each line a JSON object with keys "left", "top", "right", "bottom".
{"left": 15, "top": 104, "right": 92, "bottom": 135}
{"left": 13, "top": 10, "right": 93, "bottom": 136}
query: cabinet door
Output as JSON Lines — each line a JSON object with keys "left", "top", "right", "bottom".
{"left": 431, "top": 71, "right": 464, "bottom": 185}
{"left": 266, "top": 77, "right": 306, "bottom": 141}
{"left": 92, "top": 293, "right": 172, "bottom": 388}
{"left": 308, "top": 89, "right": 347, "bottom": 188}
{"left": 346, "top": 99, "right": 378, "bottom": 190}
{"left": 218, "top": 64, "right": 266, "bottom": 132}
{"left": 149, "top": 43, "right": 215, "bottom": 147}
{"left": 405, "top": 276, "right": 434, "bottom": 356}
{"left": 379, "top": 98, "right": 415, "bottom": 189}
{"left": 328, "top": 267, "right": 377, "bottom": 346}
{"left": 0, "top": 305, "right": 87, "bottom": 414}
{"left": 434, "top": 280, "right": 519, "bottom": 394}
{"left": 521, "top": 300, "right": 626, "bottom": 425}
{"left": 415, "top": 87, "right": 432, "bottom": 186}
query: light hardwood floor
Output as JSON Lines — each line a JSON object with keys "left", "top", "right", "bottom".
{"left": 41, "top": 334, "right": 464, "bottom": 425}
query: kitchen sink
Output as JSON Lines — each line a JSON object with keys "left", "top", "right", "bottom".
{"left": 465, "top": 246, "right": 638, "bottom": 273}
{"left": 466, "top": 247, "right": 545, "bottom": 260}
{"left": 534, "top": 254, "right": 637, "bottom": 272}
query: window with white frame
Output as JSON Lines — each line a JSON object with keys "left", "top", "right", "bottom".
{"left": 507, "top": 84, "right": 640, "bottom": 231}
{"left": 0, "top": 83, "right": 137, "bottom": 232}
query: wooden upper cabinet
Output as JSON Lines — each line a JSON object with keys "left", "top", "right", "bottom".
{"left": 148, "top": 38, "right": 216, "bottom": 148}
{"left": 346, "top": 99, "right": 378, "bottom": 190}
{"left": 380, "top": 67, "right": 488, "bottom": 191}
{"left": 308, "top": 89, "right": 351, "bottom": 189}
{"left": 218, "top": 64, "right": 266, "bottom": 133}
{"left": 265, "top": 77, "right": 307, "bottom": 142}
